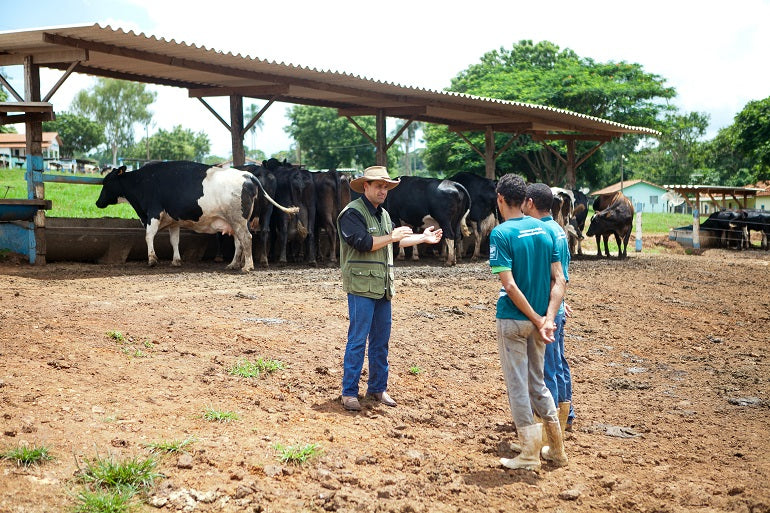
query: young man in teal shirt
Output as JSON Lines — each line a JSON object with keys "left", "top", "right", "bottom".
{"left": 489, "top": 174, "right": 568, "bottom": 470}
{"left": 523, "top": 182, "right": 574, "bottom": 448}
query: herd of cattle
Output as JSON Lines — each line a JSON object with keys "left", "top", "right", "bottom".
{"left": 94, "top": 159, "right": 766, "bottom": 272}
{"left": 700, "top": 209, "right": 770, "bottom": 250}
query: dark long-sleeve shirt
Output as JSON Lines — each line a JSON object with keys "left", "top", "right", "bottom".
{"left": 338, "top": 196, "right": 392, "bottom": 253}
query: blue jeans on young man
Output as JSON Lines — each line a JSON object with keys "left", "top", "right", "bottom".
{"left": 543, "top": 311, "right": 574, "bottom": 423}
{"left": 342, "top": 293, "right": 392, "bottom": 397}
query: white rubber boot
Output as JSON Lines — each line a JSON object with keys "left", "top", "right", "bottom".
{"left": 558, "top": 401, "right": 571, "bottom": 436}
{"left": 500, "top": 423, "right": 542, "bottom": 471}
{"left": 541, "top": 420, "right": 569, "bottom": 467}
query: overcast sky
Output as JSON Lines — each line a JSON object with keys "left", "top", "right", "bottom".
{"left": 2, "top": 0, "right": 768, "bottom": 159}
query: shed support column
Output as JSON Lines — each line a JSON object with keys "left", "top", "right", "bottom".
{"left": 230, "top": 94, "right": 245, "bottom": 166}
{"left": 24, "top": 56, "right": 45, "bottom": 265}
{"left": 376, "top": 109, "right": 387, "bottom": 167}
{"left": 485, "top": 127, "right": 495, "bottom": 180}
{"left": 565, "top": 140, "right": 576, "bottom": 189}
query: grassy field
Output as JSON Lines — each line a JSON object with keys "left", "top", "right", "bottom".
{"left": 2, "top": 168, "right": 694, "bottom": 233}
{"left": 0, "top": 168, "right": 137, "bottom": 219}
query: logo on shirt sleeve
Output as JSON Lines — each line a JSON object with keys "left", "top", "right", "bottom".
{"left": 489, "top": 244, "right": 497, "bottom": 260}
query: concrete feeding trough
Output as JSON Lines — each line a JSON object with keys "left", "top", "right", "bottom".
{"left": 44, "top": 217, "right": 221, "bottom": 264}
{"left": 668, "top": 225, "right": 721, "bottom": 248}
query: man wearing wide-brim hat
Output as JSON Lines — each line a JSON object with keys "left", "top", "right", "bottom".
{"left": 337, "top": 166, "right": 443, "bottom": 412}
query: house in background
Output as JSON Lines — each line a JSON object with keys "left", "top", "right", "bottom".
{"left": 744, "top": 181, "right": 769, "bottom": 210}
{"left": 0, "top": 132, "right": 62, "bottom": 170}
{"left": 590, "top": 179, "right": 670, "bottom": 213}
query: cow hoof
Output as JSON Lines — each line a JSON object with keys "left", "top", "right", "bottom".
{"left": 241, "top": 267, "right": 253, "bottom": 273}
{"left": 148, "top": 259, "right": 158, "bottom": 267}
{"left": 171, "top": 260, "right": 182, "bottom": 267}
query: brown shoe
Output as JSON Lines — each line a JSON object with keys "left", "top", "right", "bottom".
{"left": 341, "top": 395, "right": 362, "bottom": 411}
{"left": 366, "top": 391, "right": 396, "bottom": 407}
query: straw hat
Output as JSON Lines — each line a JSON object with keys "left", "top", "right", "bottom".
{"left": 349, "top": 166, "right": 400, "bottom": 193}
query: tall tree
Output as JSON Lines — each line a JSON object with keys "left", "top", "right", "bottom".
{"left": 71, "top": 78, "right": 156, "bottom": 166}
{"left": 285, "top": 105, "right": 400, "bottom": 169}
{"left": 43, "top": 112, "right": 105, "bottom": 157}
{"left": 733, "top": 96, "right": 770, "bottom": 178}
{"left": 125, "top": 125, "right": 210, "bottom": 162}
{"left": 424, "top": 40, "right": 675, "bottom": 184}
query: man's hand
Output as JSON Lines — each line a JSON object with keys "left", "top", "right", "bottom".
{"left": 390, "top": 226, "right": 414, "bottom": 242}
{"left": 422, "top": 226, "right": 443, "bottom": 244}
{"left": 564, "top": 301, "right": 573, "bottom": 318}
{"left": 538, "top": 317, "right": 556, "bottom": 343}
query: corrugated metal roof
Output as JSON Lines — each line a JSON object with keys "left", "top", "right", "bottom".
{"left": 0, "top": 24, "right": 660, "bottom": 138}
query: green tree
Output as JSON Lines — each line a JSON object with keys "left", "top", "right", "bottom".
{"left": 424, "top": 40, "right": 675, "bottom": 184}
{"left": 733, "top": 96, "right": 770, "bottom": 178}
{"left": 72, "top": 78, "right": 156, "bottom": 166}
{"left": 43, "top": 112, "right": 105, "bottom": 157}
{"left": 285, "top": 106, "right": 377, "bottom": 169}
{"left": 125, "top": 125, "right": 210, "bottom": 162}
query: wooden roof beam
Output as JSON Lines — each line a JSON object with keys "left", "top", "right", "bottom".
{"left": 449, "top": 122, "right": 532, "bottom": 133}
{"left": 337, "top": 106, "right": 426, "bottom": 117}
{"left": 0, "top": 49, "right": 88, "bottom": 66}
{"left": 188, "top": 84, "right": 290, "bottom": 98}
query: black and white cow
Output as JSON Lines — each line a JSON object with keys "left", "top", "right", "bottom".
{"left": 384, "top": 176, "right": 470, "bottom": 266}
{"left": 95, "top": 161, "right": 297, "bottom": 271}
{"left": 449, "top": 172, "right": 498, "bottom": 260}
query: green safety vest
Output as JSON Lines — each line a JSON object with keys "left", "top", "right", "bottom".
{"left": 338, "top": 198, "right": 395, "bottom": 300}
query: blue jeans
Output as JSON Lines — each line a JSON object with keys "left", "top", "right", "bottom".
{"left": 543, "top": 311, "right": 575, "bottom": 423}
{"left": 342, "top": 294, "right": 392, "bottom": 397}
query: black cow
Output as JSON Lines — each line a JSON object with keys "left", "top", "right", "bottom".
{"left": 95, "top": 161, "right": 296, "bottom": 271}
{"left": 234, "top": 164, "right": 278, "bottom": 267}
{"left": 700, "top": 210, "right": 746, "bottom": 249}
{"left": 384, "top": 176, "right": 470, "bottom": 266}
{"left": 449, "top": 172, "right": 498, "bottom": 260}
{"left": 586, "top": 191, "right": 634, "bottom": 258}
{"left": 267, "top": 159, "right": 317, "bottom": 265}
{"left": 313, "top": 169, "right": 342, "bottom": 263}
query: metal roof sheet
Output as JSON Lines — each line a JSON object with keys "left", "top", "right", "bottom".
{"left": 0, "top": 23, "right": 660, "bottom": 138}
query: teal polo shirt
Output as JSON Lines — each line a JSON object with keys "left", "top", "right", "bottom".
{"left": 489, "top": 216, "right": 559, "bottom": 320}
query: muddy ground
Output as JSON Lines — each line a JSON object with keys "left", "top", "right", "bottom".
{"left": 1, "top": 236, "right": 769, "bottom": 513}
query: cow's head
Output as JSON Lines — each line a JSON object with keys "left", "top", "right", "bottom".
{"left": 95, "top": 166, "right": 127, "bottom": 208}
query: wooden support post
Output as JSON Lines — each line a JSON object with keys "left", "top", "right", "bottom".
{"left": 565, "top": 139, "right": 577, "bottom": 188}
{"left": 692, "top": 192, "right": 701, "bottom": 250}
{"left": 376, "top": 109, "right": 387, "bottom": 167}
{"left": 230, "top": 94, "right": 245, "bottom": 166}
{"left": 484, "top": 127, "right": 495, "bottom": 180}
{"left": 24, "top": 56, "right": 46, "bottom": 265}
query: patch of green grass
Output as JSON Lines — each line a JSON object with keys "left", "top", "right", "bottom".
{"left": 0, "top": 168, "right": 137, "bottom": 219}
{"left": 202, "top": 407, "right": 239, "bottom": 423}
{"left": 0, "top": 444, "right": 54, "bottom": 466}
{"left": 76, "top": 454, "right": 161, "bottom": 495}
{"left": 408, "top": 365, "right": 423, "bottom": 375}
{"left": 72, "top": 489, "right": 134, "bottom": 513}
{"left": 273, "top": 443, "right": 321, "bottom": 465}
{"left": 144, "top": 437, "right": 197, "bottom": 455}
{"left": 228, "top": 357, "right": 286, "bottom": 378}
{"left": 106, "top": 330, "right": 125, "bottom": 342}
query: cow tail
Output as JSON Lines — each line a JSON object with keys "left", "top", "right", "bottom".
{"left": 457, "top": 183, "right": 472, "bottom": 238}
{"left": 248, "top": 175, "right": 299, "bottom": 215}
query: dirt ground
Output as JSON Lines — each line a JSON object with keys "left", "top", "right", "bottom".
{"left": 1, "top": 236, "right": 769, "bottom": 513}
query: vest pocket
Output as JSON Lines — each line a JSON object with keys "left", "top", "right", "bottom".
{"left": 350, "top": 266, "right": 386, "bottom": 295}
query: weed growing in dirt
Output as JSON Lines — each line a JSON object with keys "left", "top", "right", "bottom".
{"left": 408, "top": 365, "right": 424, "bottom": 375}
{"left": 73, "top": 453, "right": 162, "bottom": 512}
{"left": 228, "top": 357, "right": 286, "bottom": 378}
{"left": 0, "top": 444, "right": 54, "bottom": 466}
{"left": 106, "top": 330, "right": 124, "bottom": 342}
{"left": 202, "top": 407, "right": 240, "bottom": 422}
{"left": 144, "top": 437, "right": 197, "bottom": 454}
{"left": 76, "top": 454, "right": 161, "bottom": 493}
{"left": 72, "top": 489, "right": 133, "bottom": 513}
{"left": 273, "top": 443, "right": 322, "bottom": 465}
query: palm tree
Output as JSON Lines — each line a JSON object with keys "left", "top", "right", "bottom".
{"left": 245, "top": 102, "right": 265, "bottom": 158}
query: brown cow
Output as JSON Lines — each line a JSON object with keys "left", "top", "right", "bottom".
{"left": 586, "top": 191, "right": 634, "bottom": 258}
